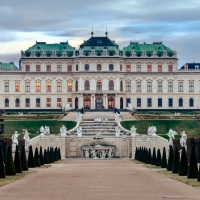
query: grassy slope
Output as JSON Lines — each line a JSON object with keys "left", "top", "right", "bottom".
{"left": 121, "top": 120, "right": 196, "bottom": 138}
{"left": 3, "top": 120, "right": 76, "bottom": 139}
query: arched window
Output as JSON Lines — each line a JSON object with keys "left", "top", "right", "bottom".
{"left": 120, "top": 97, "right": 123, "bottom": 109}
{"left": 189, "top": 98, "right": 194, "bottom": 107}
{"left": 109, "top": 80, "right": 114, "bottom": 90}
{"left": 85, "top": 64, "right": 89, "bottom": 71}
{"left": 15, "top": 98, "right": 20, "bottom": 107}
{"left": 84, "top": 96, "right": 90, "bottom": 109}
{"left": 109, "top": 64, "right": 114, "bottom": 71}
{"left": 120, "top": 81, "right": 123, "bottom": 91}
{"left": 97, "top": 64, "right": 102, "bottom": 71}
{"left": 179, "top": 98, "right": 183, "bottom": 107}
{"left": 84, "top": 80, "right": 90, "bottom": 90}
{"left": 96, "top": 80, "right": 102, "bottom": 90}
{"left": 75, "top": 81, "right": 78, "bottom": 91}
{"left": 5, "top": 98, "right": 9, "bottom": 107}
{"left": 108, "top": 96, "right": 115, "bottom": 109}
{"left": 120, "top": 65, "right": 122, "bottom": 71}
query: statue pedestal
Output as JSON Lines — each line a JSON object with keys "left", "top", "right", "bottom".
{"left": 60, "top": 133, "right": 66, "bottom": 137}
{"left": 12, "top": 144, "right": 16, "bottom": 152}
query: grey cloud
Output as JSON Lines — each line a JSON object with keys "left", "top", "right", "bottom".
{"left": 0, "top": 53, "right": 20, "bottom": 68}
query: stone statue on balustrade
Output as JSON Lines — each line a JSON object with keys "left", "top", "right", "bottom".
{"left": 131, "top": 125, "right": 137, "bottom": 136}
{"left": 22, "top": 129, "right": 30, "bottom": 150}
{"left": 108, "top": 147, "right": 114, "bottom": 158}
{"left": 115, "top": 126, "right": 120, "bottom": 136}
{"left": 11, "top": 131, "right": 20, "bottom": 150}
{"left": 147, "top": 126, "right": 157, "bottom": 136}
{"left": 180, "top": 131, "right": 187, "bottom": 151}
{"left": 44, "top": 126, "right": 50, "bottom": 135}
{"left": 60, "top": 125, "right": 67, "bottom": 136}
{"left": 84, "top": 148, "right": 89, "bottom": 159}
{"left": 167, "top": 129, "right": 177, "bottom": 148}
{"left": 77, "top": 126, "right": 82, "bottom": 137}
{"left": 40, "top": 126, "right": 45, "bottom": 136}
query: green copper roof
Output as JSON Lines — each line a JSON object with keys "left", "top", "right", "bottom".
{"left": 25, "top": 41, "right": 75, "bottom": 52}
{"left": 0, "top": 62, "right": 18, "bottom": 71}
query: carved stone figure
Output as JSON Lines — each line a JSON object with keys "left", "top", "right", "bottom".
{"left": 85, "top": 148, "right": 89, "bottom": 159}
{"left": 167, "top": 129, "right": 177, "bottom": 147}
{"left": 65, "top": 103, "right": 71, "bottom": 111}
{"left": 22, "top": 129, "right": 30, "bottom": 150}
{"left": 147, "top": 126, "right": 157, "bottom": 136}
{"left": 77, "top": 112, "right": 82, "bottom": 118}
{"left": 11, "top": 131, "right": 20, "bottom": 146}
{"left": 77, "top": 126, "right": 82, "bottom": 137}
{"left": 91, "top": 148, "right": 97, "bottom": 159}
{"left": 180, "top": 131, "right": 187, "bottom": 151}
{"left": 127, "top": 103, "right": 133, "bottom": 111}
{"left": 44, "top": 126, "right": 50, "bottom": 135}
{"left": 40, "top": 126, "right": 45, "bottom": 136}
{"left": 131, "top": 125, "right": 137, "bottom": 136}
{"left": 108, "top": 147, "right": 114, "bottom": 158}
{"left": 115, "top": 126, "right": 120, "bottom": 136}
{"left": 114, "top": 112, "right": 120, "bottom": 118}
{"left": 94, "top": 117, "right": 102, "bottom": 122}
{"left": 101, "top": 150, "right": 106, "bottom": 159}
{"left": 60, "top": 125, "right": 67, "bottom": 136}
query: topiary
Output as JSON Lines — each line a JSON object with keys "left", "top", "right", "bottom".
{"left": 178, "top": 147, "right": 188, "bottom": 176}
{"left": 28, "top": 146, "right": 35, "bottom": 168}
{"left": 187, "top": 145, "right": 198, "bottom": 179}
{"left": 147, "top": 148, "right": 151, "bottom": 164}
{"left": 151, "top": 147, "right": 156, "bottom": 165}
{"left": 172, "top": 147, "right": 179, "bottom": 173}
{"left": 14, "top": 145, "right": 22, "bottom": 173}
{"left": 134, "top": 147, "right": 138, "bottom": 160}
{"left": 51, "top": 147, "right": 55, "bottom": 163}
{"left": 0, "top": 145, "right": 5, "bottom": 178}
{"left": 198, "top": 165, "right": 200, "bottom": 182}
{"left": 155, "top": 149, "right": 161, "bottom": 166}
{"left": 167, "top": 146, "right": 174, "bottom": 171}
{"left": 161, "top": 147, "right": 167, "bottom": 168}
{"left": 47, "top": 147, "right": 51, "bottom": 163}
{"left": 5, "top": 146, "right": 16, "bottom": 175}
{"left": 40, "top": 146, "right": 44, "bottom": 165}
{"left": 58, "top": 148, "right": 61, "bottom": 160}
{"left": 44, "top": 149, "right": 49, "bottom": 164}
{"left": 34, "top": 147, "right": 41, "bottom": 167}
{"left": 20, "top": 145, "right": 28, "bottom": 171}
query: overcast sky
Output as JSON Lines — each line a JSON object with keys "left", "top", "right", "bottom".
{"left": 0, "top": 0, "right": 200, "bottom": 68}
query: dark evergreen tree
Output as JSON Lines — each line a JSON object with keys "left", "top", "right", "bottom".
{"left": 167, "top": 146, "right": 174, "bottom": 171}
{"left": 5, "top": 146, "right": 16, "bottom": 175}
{"left": 178, "top": 147, "right": 188, "bottom": 176}
{"left": 135, "top": 147, "right": 138, "bottom": 160}
{"left": 58, "top": 148, "right": 61, "bottom": 160}
{"left": 14, "top": 145, "right": 22, "bottom": 173}
{"left": 28, "top": 145, "right": 35, "bottom": 168}
{"left": 161, "top": 147, "right": 167, "bottom": 168}
{"left": 20, "top": 145, "right": 28, "bottom": 171}
{"left": 44, "top": 149, "right": 49, "bottom": 164}
{"left": 147, "top": 148, "right": 152, "bottom": 164}
{"left": 141, "top": 147, "right": 144, "bottom": 162}
{"left": 51, "top": 147, "right": 55, "bottom": 163}
{"left": 0, "top": 145, "right": 5, "bottom": 178}
{"left": 187, "top": 145, "right": 198, "bottom": 179}
{"left": 198, "top": 165, "right": 200, "bottom": 182}
{"left": 34, "top": 147, "right": 41, "bottom": 167}
{"left": 138, "top": 147, "right": 141, "bottom": 161}
{"left": 47, "top": 147, "right": 51, "bottom": 163}
{"left": 155, "top": 149, "right": 161, "bottom": 166}
{"left": 54, "top": 147, "right": 57, "bottom": 161}
{"left": 40, "top": 146, "right": 44, "bottom": 165}
{"left": 172, "top": 147, "right": 179, "bottom": 173}
{"left": 151, "top": 147, "right": 156, "bottom": 165}
{"left": 144, "top": 148, "right": 148, "bottom": 163}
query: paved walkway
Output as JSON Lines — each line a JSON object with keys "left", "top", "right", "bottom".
{"left": 1, "top": 160, "right": 200, "bottom": 200}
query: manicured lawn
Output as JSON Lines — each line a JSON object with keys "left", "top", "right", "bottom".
{"left": 3, "top": 120, "right": 76, "bottom": 139}
{"left": 121, "top": 120, "right": 196, "bottom": 138}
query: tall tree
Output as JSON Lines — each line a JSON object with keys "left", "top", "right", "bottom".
{"left": 5, "top": 146, "right": 16, "bottom": 175}
{"left": 167, "top": 146, "right": 174, "bottom": 171}
{"left": 172, "top": 147, "right": 179, "bottom": 173}
{"left": 161, "top": 147, "right": 167, "bottom": 168}
{"left": 0, "top": 145, "right": 5, "bottom": 178}
{"left": 20, "top": 145, "right": 28, "bottom": 171}
{"left": 40, "top": 146, "right": 44, "bottom": 165}
{"left": 187, "top": 145, "right": 198, "bottom": 178}
{"left": 28, "top": 146, "right": 35, "bottom": 168}
{"left": 155, "top": 149, "right": 161, "bottom": 166}
{"left": 34, "top": 147, "right": 41, "bottom": 167}
{"left": 178, "top": 147, "right": 188, "bottom": 176}
{"left": 151, "top": 147, "right": 156, "bottom": 165}
{"left": 14, "top": 145, "right": 22, "bottom": 173}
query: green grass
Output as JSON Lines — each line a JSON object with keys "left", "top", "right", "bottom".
{"left": 3, "top": 120, "right": 76, "bottom": 139}
{"left": 121, "top": 120, "right": 197, "bottom": 138}
{"left": 133, "top": 160, "right": 163, "bottom": 169}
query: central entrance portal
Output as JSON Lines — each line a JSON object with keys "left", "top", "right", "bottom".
{"left": 96, "top": 96, "right": 103, "bottom": 109}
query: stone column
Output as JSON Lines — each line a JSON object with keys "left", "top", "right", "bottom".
{"left": 131, "top": 136, "right": 136, "bottom": 159}
{"left": 91, "top": 94, "right": 95, "bottom": 109}
{"left": 60, "top": 135, "right": 66, "bottom": 159}
{"left": 105, "top": 95, "right": 108, "bottom": 109}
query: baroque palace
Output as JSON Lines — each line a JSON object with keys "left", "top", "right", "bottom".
{"left": 0, "top": 32, "right": 199, "bottom": 111}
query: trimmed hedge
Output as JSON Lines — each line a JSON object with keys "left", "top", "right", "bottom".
{"left": 178, "top": 147, "right": 188, "bottom": 176}
{"left": 0, "top": 145, "right": 5, "bottom": 178}
{"left": 20, "top": 145, "right": 28, "bottom": 171}
{"left": 14, "top": 145, "right": 22, "bottom": 173}
{"left": 187, "top": 146, "right": 198, "bottom": 179}
{"left": 5, "top": 146, "right": 16, "bottom": 175}
{"left": 28, "top": 146, "right": 35, "bottom": 168}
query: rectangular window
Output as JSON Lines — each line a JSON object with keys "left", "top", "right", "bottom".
{"left": 137, "top": 98, "right": 141, "bottom": 107}
{"left": 57, "top": 82, "right": 62, "bottom": 92}
{"left": 68, "top": 65, "right": 72, "bottom": 72}
{"left": 126, "top": 98, "right": 131, "bottom": 107}
{"left": 137, "top": 82, "right": 141, "bottom": 92}
{"left": 168, "top": 82, "right": 173, "bottom": 92}
{"left": 46, "top": 65, "right": 51, "bottom": 72}
{"left": 168, "top": 65, "right": 173, "bottom": 72}
{"left": 189, "top": 82, "right": 194, "bottom": 92}
{"left": 158, "top": 82, "right": 162, "bottom": 92}
{"left": 25, "top": 65, "right": 30, "bottom": 71}
{"left": 147, "top": 65, "right": 152, "bottom": 72}
{"left": 76, "top": 65, "right": 78, "bottom": 71}
{"left": 25, "top": 98, "right": 30, "bottom": 107}
{"left": 57, "top": 65, "right": 62, "bottom": 72}
{"left": 68, "top": 98, "right": 72, "bottom": 107}
{"left": 68, "top": 82, "right": 72, "bottom": 92}
{"left": 137, "top": 65, "right": 141, "bottom": 72}
{"left": 168, "top": 98, "right": 173, "bottom": 107}
{"left": 36, "top": 65, "right": 41, "bottom": 72}
{"left": 147, "top": 98, "right": 152, "bottom": 107}
{"left": 178, "top": 82, "right": 183, "bottom": 92}
{"left": 46, "top": 82, "right": 51, "bottom": 92}
{"left": 36, "top": 82, "right": 41, "bottom": 92}
{"left": 126, "top": 82, "right": 131, "bottom": 92}
{"left": 15, "top": 82, "right": 20, "bottom": 92}
{"left": 57, "top": 98, "right": 62, "bottom": 107}
{"left": 25, "top": 82, "right": 30, "bottom": 92}
{"left": 158, "top": 98, "right": 162, "bottom": 107}
{"left": 126, "top": 65, "right": 131, "bottom": 72}
{"left": 158, "top": 65, "right": 162, "bottom": 72}
{"left": 147, "top": 82, "right": 152, "bottom": 92}
{"left": 46, "top": 98, "right": 51, "bottom": 107}
{"left": 36, "top": 98, "right": 40, "bottom": 107}
{"left": 4, "top": 82, "right": 9, "bottom": 92}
